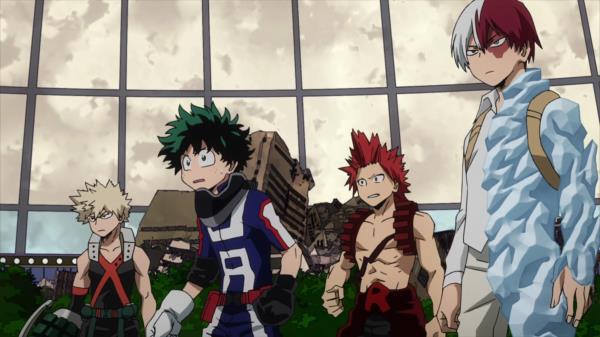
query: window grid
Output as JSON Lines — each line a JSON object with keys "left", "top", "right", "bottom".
{"left": 0, "top": 0, "right": 599, "bottom": 255}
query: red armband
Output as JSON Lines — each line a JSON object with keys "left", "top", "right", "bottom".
{"left": 72, "top": 286, "right": 89, "bottom": 296}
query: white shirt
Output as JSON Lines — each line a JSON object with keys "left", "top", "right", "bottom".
{"left": 443, "top": 89, "right": 498, "bottom": 287}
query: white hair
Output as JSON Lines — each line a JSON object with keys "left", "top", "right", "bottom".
{"left": 451, "top": 0, "right": 484, "bottom": 71}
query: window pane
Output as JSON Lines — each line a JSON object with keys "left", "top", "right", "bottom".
{"left": 0, "top": 94, "right": 26, "bottom": 204}
{"left": 398, "top": 91, "right": 485, "bottom": 204}
{"left": 390, "top": 0, "right": 474, "bottom": 86}
{"left": 553, "top": 84, "right": 600, "bottom": 198}
{"left": 0, "top": 0, "right": 34, "bottom": 86}
{"left": 299, "top": 0, "right": 386, "bottom": 89}
{"left": 26, "top": 212, "right": 90, "bottom": 254}
{"left": 0, "top": 211, "right": 17, "bottom": 253}
{"left": 305, "top": 95, "right": 390, "bottom": 204}
{"left": 587, "top": 0, "right": 600, "bottom": 73}
{"left": 212, "top": 97, "right": 299, "bottom": 158}
{"left": 30, "top": 96, "right": 118, "bottom": 204}
{"left": 126, "top": 98, "right": 199, "bottom": 206}
{"left": 211, "top": 0, "right": 294, "bottom": 89}
{"left": 25, "top": 211, "right": 144, "bottom": 255}
{"left": 524, "top": 0, "right": 591, "bottom": 77}
{"left": 128, "top": 0, "right": 203, "bottom": 90}
{"left": 38, "top": 0, "right": 120, "bottom": 88}
{"left": 425, "top": 209, "right": 458, "bottom": 233}
{"left": 127, "top": 212, "right": 144, "bottom": 236}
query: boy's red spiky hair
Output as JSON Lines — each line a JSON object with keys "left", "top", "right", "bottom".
{"left": 339, "top": 130, "right": 410, "bottom": 195}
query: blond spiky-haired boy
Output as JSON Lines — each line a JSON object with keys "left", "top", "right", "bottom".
{"left": 45, "top": 180, "right": 157, "bottom": 337}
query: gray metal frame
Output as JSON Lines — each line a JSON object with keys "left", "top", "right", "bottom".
{"left": 1, "top": 0, "right": 599, "bottom": 255}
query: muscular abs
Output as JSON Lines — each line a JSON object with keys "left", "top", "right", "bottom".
{"left": 355, "top": 216, "right": 415, "bottom": 293}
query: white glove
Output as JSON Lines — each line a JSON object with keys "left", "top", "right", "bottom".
{"left": 146, "top": 290, "right": 194, "bottom": 337}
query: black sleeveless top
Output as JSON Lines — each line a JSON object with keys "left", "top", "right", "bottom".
{"left": 88, "top": 253, "right": 135, "bottom": 309}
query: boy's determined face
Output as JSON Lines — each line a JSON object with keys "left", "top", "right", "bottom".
{"left": 466, "top": 34, "right": 528, "bottom": 87}
{"left": 356, "top": 163, "right": 398, "bottom": 207}
{"left": 180, "top": 142, "right": 236, "bottom": 191}
{"left": 88, "top": 210, "right": 120, "bottom": 237}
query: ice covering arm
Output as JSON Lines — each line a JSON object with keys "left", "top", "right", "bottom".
{"left": 541, "top": 98, "right": 599, "bottom": 285}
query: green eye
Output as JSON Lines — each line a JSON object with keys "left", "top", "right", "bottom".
{"left": 202, "top": 155, "right": 206, "bottom": 160}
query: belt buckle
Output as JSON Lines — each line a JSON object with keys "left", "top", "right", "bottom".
{"left": 225, "top": 292, "right": 242, "bottom": 306}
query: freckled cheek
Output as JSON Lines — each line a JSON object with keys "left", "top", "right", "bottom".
{"left": 490, "top": 43, "right": 510, "bottom": 59}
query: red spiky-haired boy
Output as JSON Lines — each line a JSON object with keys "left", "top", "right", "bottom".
{"left": 322, "top": 130, "right": 445, "bottom": 337}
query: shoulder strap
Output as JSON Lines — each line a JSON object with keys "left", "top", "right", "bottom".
{"left": 121, "top": 227, "right": 136, "bottom": 262}
{"left": 359, "top": 234, "right": 396, "bottom": 278}
{"left": 526, "top": 90, "right": 561, "bottom": 190}
{"left": 88, "top": 233, "right": 101, "bottom": 262}
{"left": 464, "top": 107, "right": 491, "bottom": 171}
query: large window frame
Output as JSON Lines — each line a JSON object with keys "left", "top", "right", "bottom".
{"left": 1, "top": 0, "right": 599, "bottom": 258}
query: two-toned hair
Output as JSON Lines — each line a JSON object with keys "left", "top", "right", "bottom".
{"left": 70, "top": 179, "right": 131, "bottom": 224}
{"left": 339, "top": 130, "right": 410, "bottom": 195}
{"left": 451, "top": 0, "right": 541, "bottom": 71}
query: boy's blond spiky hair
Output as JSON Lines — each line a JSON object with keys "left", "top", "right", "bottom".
{"left": 70, "top": 179, "right": 132, "bottom": 224}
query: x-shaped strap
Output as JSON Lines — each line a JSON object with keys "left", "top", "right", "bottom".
{"left": 91, "top": 254, "right": 130, "bottom": 307}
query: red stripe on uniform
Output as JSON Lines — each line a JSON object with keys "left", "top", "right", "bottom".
{"left": 258, "top": 199, "right": 289, "bottom": 250}
{"left": 197, "top": 217, "right": 204, "bottom": 256}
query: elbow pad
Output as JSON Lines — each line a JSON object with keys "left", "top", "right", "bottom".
{"left": 187, "top": 256, "right": 220, "bottom": 288}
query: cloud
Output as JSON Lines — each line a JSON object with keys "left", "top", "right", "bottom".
{"left": 0, "top": 0, "right": 34, "bottom": 86}
{"left": 219, "top": 54, "right": 232, "bottom": 76}
{"left": 359, "top": 24, "right": 382, "bottom": 41}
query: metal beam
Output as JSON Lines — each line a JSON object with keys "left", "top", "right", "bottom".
{"left": 577, "top": 0, "right": 600, "bottom": 131}
{"left": 291, "top": 0, "right": 307, "bottom": 169}
{"left": 15, "top": 0, "right": 44, "bottom": 255}
{"left": 5, "top": 75, "right": 600, "bottom": 98}
{"left": 202, "top": 0, "right": 212, "bottom": 106}
{"left": 380, "top": 0, "right": 401, "bottom": 151}
{"left": 118, "top": 0, "right": 129, "bottom": 190}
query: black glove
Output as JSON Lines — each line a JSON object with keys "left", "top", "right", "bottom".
{"left": 187, "top": 256, "right": 219, "bottom": 288}
{"left": 253, "top": 274, "right": 297, "bottom": 326}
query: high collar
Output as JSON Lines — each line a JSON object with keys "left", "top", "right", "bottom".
{"left": 195, "top": 173, "right": 249, "bottom": 226}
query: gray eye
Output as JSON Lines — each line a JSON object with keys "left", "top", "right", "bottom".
{"left": 373, "top": 174, "right": 385, "bottom": 183}
{"left": 357, "top": 179, "right": 367, "bottom": 186}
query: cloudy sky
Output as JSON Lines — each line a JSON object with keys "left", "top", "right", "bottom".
{"left": 0, "top": 0, "right": 599, "bottom": 253}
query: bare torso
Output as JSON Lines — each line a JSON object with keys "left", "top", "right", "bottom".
{"left": 355, "top": 213, "right": 416, "bottom": 293}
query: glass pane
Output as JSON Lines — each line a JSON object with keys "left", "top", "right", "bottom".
{"left": 211, "top": 0, "right": 294, "bottom": 89}
{"left": 0, "top": 94, "right": 26, "bottom": 204}
{"left": 390, "top": 0, "right": 474, "bottom": 86}
{"left": 38, "top": 0, "right": 120, "bottom": 88}
{"left": 425, "top": 209, "right": 458, "bottom": 233}
{"left": 525, "top": 0, "right": 590, "bottom": 77}
{"left": 0, "top": 0, "right": 34, "bottom": 86}
{"left": 128, "top": 0, "right": 203, "bottom": 90}
{"left": 0, "top": 211, "right": 17, "bottom": 253}
{"left": 398, "top": 91, "right": 486, "bottom": 204}
{"left": 587, "top": 0, "right": 600, "bottom": 73}
{"left": 299, "top": 0, "right": 386, "bottom": 89}
{"left": 25, "top": 212, "right": 145, "bottom": 255}
{"left": 30, "top": 96, "right": 118, "bottom": 204}
{"left": 127, "top": 212, "right": 144, "bottom": 235}
{"left": 553, "top": 84, "right": 600, "bottom": 198}
{"left": 126, "top": 98, "right": 200, "bottom": 206}
{"left": 305, "top": 95, "right": 390, "bottom": 204}
{"left": 26, "top": 212, "right": 90, "bottom": 254}
{"left": 212, "top": 97, "right": 299, "bottom": 158}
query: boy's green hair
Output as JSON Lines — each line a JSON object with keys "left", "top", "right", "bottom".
{"left": 158, "top": 103, "right": 253, "bottom": 173}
